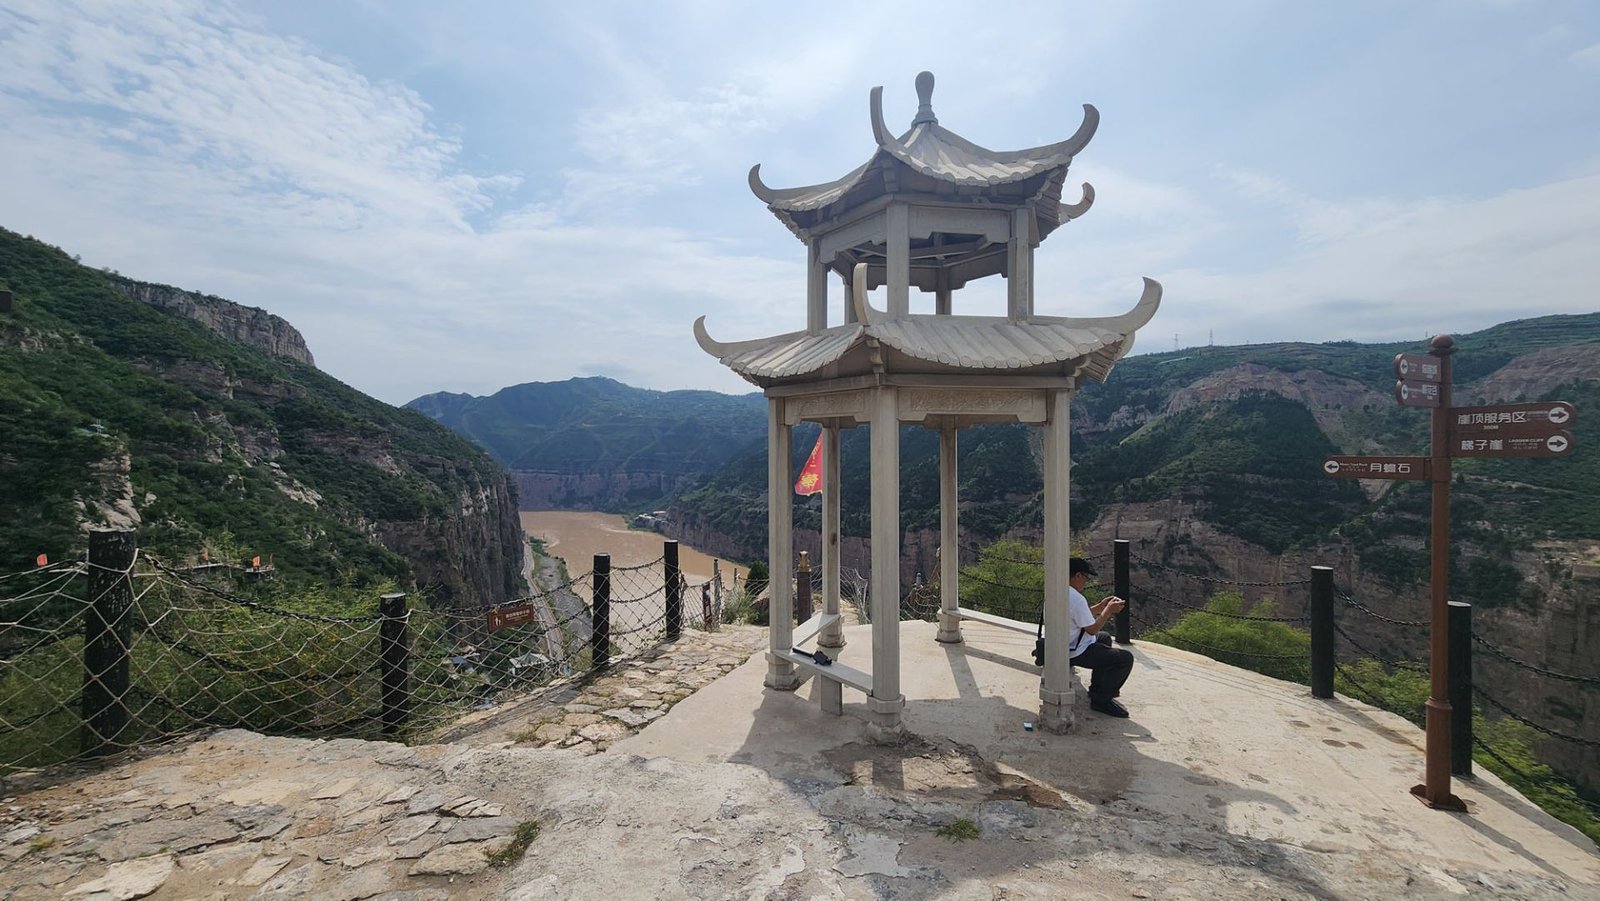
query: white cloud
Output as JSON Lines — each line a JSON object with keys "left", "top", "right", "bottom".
{"left": 1573, "top": 41, "right": 1600, "bottom": 68}
{"left": 1, "top": 0, "right": 1598, "bottom": 406}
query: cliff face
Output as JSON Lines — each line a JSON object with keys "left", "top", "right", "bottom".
{"left": 0, "top": 228, "right": 522, "bottom": 606}
{"left": 376, "top": 468, "right": 525, "bottom": 609}
{"left": 111, "top": 274, "right": 316, "bottom": 366}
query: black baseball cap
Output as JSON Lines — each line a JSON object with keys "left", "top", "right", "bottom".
{"left": 1069, "top": 557, "right": 1097, "bottom": 578}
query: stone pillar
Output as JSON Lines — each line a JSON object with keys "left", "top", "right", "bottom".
{"left": 842, "top": 271, "right": 858, "bottom": 324}
{"left": 1039, "top": 387, "right": 1074, "bottom": 732}
{"left": 936, "top": 425, "right": 962, "bottom": 644}
{"left": 867, "top": 386, "right": 903, "bottom": 739}
{"left": 935, "top": 268, "right": 952, "bottom": 316}
{"left": 1007, "top": 207, "right": 1034, "bottom": 320}
{"left": 887, "top": 204, "right": 910, "bottom": 317}
{"left": 819, "top": 423, "right": 845, "bottom": 649}
{"left": 766, "top": 397, "right": 800, "bottom": 689}
{"left": 807, "top": 239, "right": 828, "bottom": 332}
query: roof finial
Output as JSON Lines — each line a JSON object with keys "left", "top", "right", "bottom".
{"left": 912, "top": 71, "right": 937, "bottom": 126}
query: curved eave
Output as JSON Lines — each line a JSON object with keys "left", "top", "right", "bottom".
{"left": 858, "top": 276, "right": 1162, "bottom": 377}
{"left": 871, "top": 91, "right": 1099, "bottom": 187}
{"left": 748, "top": 159, "right": 875, "bottom": 212}
{"left": 694, "top": 317, "right": 864, "bottom": 383}
{"left": 865, "top": 317, "right": 1129, "bottom": 371}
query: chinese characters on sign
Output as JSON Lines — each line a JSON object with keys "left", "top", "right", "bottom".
{"left": 1322, "top": 456, "right": 1430, "bottom": 480}
{"left": 1394, "top": 380, "right": 1442, "bottom": 407}
{"left": 1393, "top": 353, "right": 1443, "bottom": 383}
{"left": 488, "top": 602, "right": 538, "bottom": 632}
{"left": 1448, "top": 402, "right": 1575, "bottom": 439}
{"left": 1451, "top": 432, "right": 1573, "bottom": 458}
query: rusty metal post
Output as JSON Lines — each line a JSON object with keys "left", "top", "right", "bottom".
{"left": 1310, "top": 566, "right": 1335, "bottom": 699}
{"left": 379, "top": 592, "right": 410, "bottom": 736}
{"left": 664, "top": 540, "right": 682, "bottom": 641}
{"left": 701, "top": 582, "right": 713, "bottom": 630}
{"left": 591, "top": 553, "right": 611, "bottom": 668}
{"left": 1113, "top": 539, "right": 1132, "bottom": 644}
{"left": 796, "top": 551, "right": 813, "bottom": 623}
{"left": 1449, "top": 600, "right": 1473, "bottom": 778}
{"left": 1415, "top": 335, "right": 1465, "bottom": 810}
{"left": 82, "top": 529, "right": 134, "bottom": 757}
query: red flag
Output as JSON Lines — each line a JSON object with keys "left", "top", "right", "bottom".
{"left": 794, "top": 433, "right": 824, "bottom": 496}
{"left": 251, "top": 555, "right": 262, "bottom": 568}
{"left": 35, "top": 553, "right": 48, "bottom": 567}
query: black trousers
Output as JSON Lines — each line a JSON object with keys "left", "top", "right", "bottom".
{"left": 1072, "top": 640, "right": 1133, "bottom": 700}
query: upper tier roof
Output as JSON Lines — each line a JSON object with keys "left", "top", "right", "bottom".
{"left": 749, "top": 71, "right": 1098, "bottom": 243}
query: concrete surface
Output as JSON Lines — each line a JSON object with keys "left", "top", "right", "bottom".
{"left": 4, "top": 621, "right": 1597, "bottom": 899}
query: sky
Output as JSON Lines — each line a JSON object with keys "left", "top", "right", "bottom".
{"left": 2, "top": 0, "right": 1599, "bottom": 405}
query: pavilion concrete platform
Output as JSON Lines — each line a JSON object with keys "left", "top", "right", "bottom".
{"left": 6, "top": 621, "right": 1596, "bottom": 899}
{"left": 617, "top": 619, "right": 1600, "bottom": 898}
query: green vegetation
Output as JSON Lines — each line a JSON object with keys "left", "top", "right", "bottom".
{"left": 957, "top": 539, "right": 1046, "bottom": 622}
{"left": 935, "top": 818, "right": 981, "bottom": 842}
{"left": 0, "top": 228, "right": 516, "bottom": 601}
{"left": 1142, "top": 592, "right": 1311, "bottom": 684}
{"left": 407, "top": 376, "right": 767, "bottom": 511}
{"left": 1074, "top": 394, "right": 1365, "bottom": 554}
{"left": 488, "top": 819, "right": 542, "bottom": 867}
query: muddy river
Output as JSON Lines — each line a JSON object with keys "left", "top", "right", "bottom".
{"left": 519, "top": 510, "right": 746, "bottom": 588}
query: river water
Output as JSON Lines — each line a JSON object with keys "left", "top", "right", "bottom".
{"left": 519, "top": 511, "right": 746, "bottom": 585}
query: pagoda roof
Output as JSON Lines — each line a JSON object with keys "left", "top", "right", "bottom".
{"left": 694, "top": 277, "right": 1161, "bottom": 388}
{"left": 749, "top": 72, "right": 1098, "bottom": 242}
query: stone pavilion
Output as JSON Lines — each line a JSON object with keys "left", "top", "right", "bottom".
{"left": 694, "top": 72, "right": 1161, "bottom": 736}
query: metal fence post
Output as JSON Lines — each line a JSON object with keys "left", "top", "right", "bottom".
{"left": 591, "top": 554, "right": 611, "bottom": 668}
{"left": 664, "top": 540, "right": 682, "bottom": 641}
{"left": 796, "top": 551, "right": 813, "bottom": 624}
{"left": 1113, "top": 539, "right": 1132, "bottom": 644}
{"left": 1310, "top": 566, "right": 1334, "bottom": 699}
{"left": 82, "top": 528, "right": 135, "bottom": 757}
{"left": 1448, "top": 600, "right": 1473, "bottom": 778}
{"left": 379, "top": 592, "right": 410, "bottom": 736}
{"left": 701, "top": 582, "right": 713, "bottom": 631}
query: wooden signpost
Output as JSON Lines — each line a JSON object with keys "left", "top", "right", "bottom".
{"left": 1323, "top": 336, "right": 1578, "bottom": 812}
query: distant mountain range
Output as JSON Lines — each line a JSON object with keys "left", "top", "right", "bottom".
{"left": 407, "top": 314, "right": 1600, "bottom": 578}
{"left": 407, "top": 378, "right": 767, "bottom": 511}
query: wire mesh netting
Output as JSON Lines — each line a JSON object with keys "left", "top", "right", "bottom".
{"left": 0, "top": 541, "right": 722, "bottom": 778}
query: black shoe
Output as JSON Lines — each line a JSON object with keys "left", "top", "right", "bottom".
{"left": 1089, "top": 698, "right": 1129, "bottom": 718}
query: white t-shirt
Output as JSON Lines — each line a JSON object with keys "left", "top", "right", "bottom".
{"left": 1067, "top": 586, "right": 1097, "bottom": 658}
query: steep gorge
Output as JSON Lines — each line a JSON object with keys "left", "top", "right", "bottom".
{"left": 0, "top": 229, "right": 524, "bottom": 608}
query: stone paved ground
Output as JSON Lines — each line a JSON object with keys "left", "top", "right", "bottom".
{"left": 0, "top": 626, "right": 766, "bottom": 900}
{"left": 451, "top": 626, "right": 767, "bottom": 754}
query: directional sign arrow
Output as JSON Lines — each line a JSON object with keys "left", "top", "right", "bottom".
{"left": 1393, "top": 353, "right": 1443, "bottom": 383}
{"left": 1396, "top": 380, "right": 1442, "bottom": 408}
{"left": 1322, "top": 455, "right": 1431, "bottom": 480}
{"left": 1451, "top": 430, "right": 1575, "bottom": 459}
{"left": 1449, "top": 401, "right": 1576, "bottom": 438}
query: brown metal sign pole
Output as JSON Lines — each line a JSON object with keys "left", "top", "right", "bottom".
{"left": 1415, "top": 334, "right": 1466, "bottom": 811}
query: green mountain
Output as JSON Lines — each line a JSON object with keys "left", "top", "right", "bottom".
{"left": 0, "top": 228, "right": 522, "bottom": 607}
{"left": 407, "top": 377, "right": 767, "bottom": 510}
